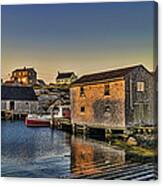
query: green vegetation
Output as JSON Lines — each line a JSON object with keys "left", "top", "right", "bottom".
{"left": 113, "top": 139, "right": 157, "bottom": 157}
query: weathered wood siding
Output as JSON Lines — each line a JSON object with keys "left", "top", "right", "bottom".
{"left": 70, "top": 79, "right": 125, "bottom": 127}
{"left": 1, "top": 100, "right": 38, "bottom": 114}
{"left": 125, "top": 66, "right": 155, "bottom": 126}
{"left": 1, "top": 101, "right": 7, "bottom": 110}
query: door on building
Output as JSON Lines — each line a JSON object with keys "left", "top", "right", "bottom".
{"left": 134, "top": 103, "right": 150, "bottom": 124}
{"left": 10, "top": 101, "right": 15, "bottom": 110}
{"left": 134, "top": 104, "right": 143, "bottom": 123}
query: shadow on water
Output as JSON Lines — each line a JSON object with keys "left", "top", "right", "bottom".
{"left": 50, "top": 128, "right": 55, "bottom": 142}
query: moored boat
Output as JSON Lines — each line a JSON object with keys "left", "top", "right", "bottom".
{"left": 25, "top": 114, "right": 51, "bottom": 127}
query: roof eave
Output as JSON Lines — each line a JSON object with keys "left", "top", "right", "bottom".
{"left": 1, "top": 99, "right": 38, "bottom": 101}
{"left": 70, "top": 76, "right": 124, "bottom": 88}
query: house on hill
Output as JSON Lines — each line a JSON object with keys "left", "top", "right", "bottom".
{"left": 70, "top": 65, "right": 156, "bottom": 128}
{"left": 11, "top": 67, "right": 37, "bottom": 85}
{"left": 56, "top": 72, "right": 77, "bottom": 85}
{"left": 1, "top": 85, "right": 38, "bottom": 114}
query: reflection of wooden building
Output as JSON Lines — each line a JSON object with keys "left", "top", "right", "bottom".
{"left": 71, "top": 139, "right": 98, "bottom": 175}
{"left": 11, "top": 67, "right": 37, "bottom": 85}
{"left": 71, "top": 138, "right": 125, "bottom": 176}
{"left": 70, "top": 65, "right": 155, "bottom": 128}
{"left": 1, "top": 85, "right": 38, "bottom": 114}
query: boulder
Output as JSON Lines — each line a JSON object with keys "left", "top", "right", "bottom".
{"left": 127, "top": 136, "right": 138, "bottom": 146}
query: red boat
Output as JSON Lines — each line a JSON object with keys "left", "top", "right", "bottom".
{"left": 25, "top": 114, "right": 51, "bottom": 127}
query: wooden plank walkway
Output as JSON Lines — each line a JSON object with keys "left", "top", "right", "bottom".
{"left": 70, "top": 161, "right": 158, "bottom": 181}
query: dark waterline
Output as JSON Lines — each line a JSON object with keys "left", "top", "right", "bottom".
{"left": 1, "top": 120, "right": 153, "bottom": 178}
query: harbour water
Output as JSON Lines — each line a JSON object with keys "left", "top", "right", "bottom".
{"left": 1, "top": 120, "right": 157, "bottom": 179}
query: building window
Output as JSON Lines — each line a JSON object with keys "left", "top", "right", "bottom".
{"left": 104, "top": 105, "right": 111, "bottom": 117}
{"left": 80, "top": 87, "right": 85, "bottom": 96}
{"left": 80, "top": 106, "right": 85, "bottom": 113}
{"left": 137, "top": 82, "right": 145, "bottom": 92}
{"left": 10, "top": 101, "right": 15, "bottom": 110}
{"left": 23, "top": 71, "right": 27, "bottom": 76}
{"left": 105, "top": 106, "right": 111, "bottom": 112}
{"left": 104, "top": 84, "right": 110, "bottom": 96}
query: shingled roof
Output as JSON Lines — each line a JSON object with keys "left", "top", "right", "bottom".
{"left": 13, "top": 67, "right": 36, "bottom": 73}
{"left": 56, "top": 72, "right": 75, "bottom": 79}
{"left": 71, "top": 65, "right": 147, "bottom": 85}
{"left": 1, "top": 85, "right": 38, "bottom": 101}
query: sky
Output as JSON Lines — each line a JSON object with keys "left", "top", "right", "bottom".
{"left": 1, "top": 2, "right": 157, "bottom": 83}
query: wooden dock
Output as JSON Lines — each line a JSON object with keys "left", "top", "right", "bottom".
{"left": 53, "top": 121, "right": 157, "bottom": 142}
{"left": 1, "top": 110, "right": 27, "bottom": 120}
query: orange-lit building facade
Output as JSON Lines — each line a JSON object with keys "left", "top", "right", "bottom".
{"left": 71, "top": 79, "right": 125, "bottom": 128}
{"left": 11, "top": 67, "right": 37, "bottom": 85}
{"left": 70, "top": 65, "right": 155, "bottom": 128}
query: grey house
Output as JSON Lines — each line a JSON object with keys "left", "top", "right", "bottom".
{"left": 1, "top": 85, "right": 38, "bottom": 114}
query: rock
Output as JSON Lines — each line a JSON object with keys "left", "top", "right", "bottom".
{"left": 127, "top": 136, "right": 138, "bottom": 146}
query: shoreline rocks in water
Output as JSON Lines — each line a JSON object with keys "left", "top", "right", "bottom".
{"left": 127, "top": 137, "right": 138, "bottom": 146}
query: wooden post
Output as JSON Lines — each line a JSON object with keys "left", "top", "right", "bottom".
{"left": 105, "top": 128, "right": 112, "bottom": 141}
{"left": 143, "top": 128, "right": 147, "bottom": 134}
{"left": 50, "top": 110, "right": 54, "bottom": 128}
{"left": 72, "top": 123, "right": 75, "bottom": 134}
{"left": 11, "top": 110, "right": 14, "bottom": 121}
{"left": 83, "top": 125, "right": 87, "bottom": 136}
{"left": 148, "top": 128, "right": 152, "bottom": 134}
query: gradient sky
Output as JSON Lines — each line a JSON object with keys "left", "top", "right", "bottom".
{"left": 1, "top": 2, "right": 156, "bottom": 83}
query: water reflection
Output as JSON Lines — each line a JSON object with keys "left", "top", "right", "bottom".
{"left": 1, "top": 120, "right": 143, "bottom": 178}
{"left": 1, "top": 121, "right": 71, "bottom": 177}
{"left": 70, "top": 137, "right": 125, "bottom": 176}
{"left": 71, "top": 137, "right": 98, "bottom": 175}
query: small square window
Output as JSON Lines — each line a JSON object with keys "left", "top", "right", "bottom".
{"left": 80, "top": 106, "right": 85, "bottom": 113}
{"left": 80, "top": 87, "right": 85, "bottom": 96}
{"left": 104, "top": 84, "right": 110, "bottom": 96}
{"left": 137, "top": 82, "right": 145, "bottom": 92}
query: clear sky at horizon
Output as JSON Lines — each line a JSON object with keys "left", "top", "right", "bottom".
{"left": 1, "top": 2, "right": 157, "bottom": 83}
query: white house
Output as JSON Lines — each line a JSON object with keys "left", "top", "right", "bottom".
{"left": 56, "top": 72, "right": 77, "bottom": 85}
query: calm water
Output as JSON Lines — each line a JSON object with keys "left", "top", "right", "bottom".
{"left": 1, "top": 120, "right": 151, "bottom": 178}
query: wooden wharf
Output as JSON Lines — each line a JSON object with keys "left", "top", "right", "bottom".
{"left": 48, "top": 119, "right": 157, "bottom": 141}
{"left": 1, "top": 110, "right": 27, "bottom": 120}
